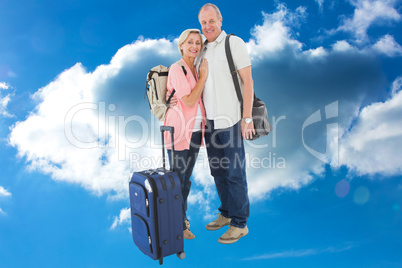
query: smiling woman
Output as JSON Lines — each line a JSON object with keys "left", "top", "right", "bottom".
{"left": 163, "top": 28, "right": 208, "bottom": 239}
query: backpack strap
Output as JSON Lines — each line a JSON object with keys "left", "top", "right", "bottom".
{"left": 165, "top": 61, "right": 187, "bottom": 106}
{"left": 175, "top": 60, "right": 187, "bottom": 76}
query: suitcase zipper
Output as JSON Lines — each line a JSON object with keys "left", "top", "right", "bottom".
{"left": 137, "top": 172, "right": 162, "bottom": 260}
{"left": 133, "top": 214, "right": 153, "bottom": 254}
{"left": 130, "top": 182, "right": 150, "bottom": 217}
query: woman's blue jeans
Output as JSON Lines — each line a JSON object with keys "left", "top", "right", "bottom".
{"left": 167, "top": 131, "right": 202, "bottom": 230}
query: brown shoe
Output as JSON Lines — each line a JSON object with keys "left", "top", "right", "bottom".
{"left": 183, "top": 229, "right": 195, "bottom": 240}
{"left": 206, "top": 213, "right": 231, "bottom": 231}
{"left": 218, "top": 225, "right": 248, "bottom": 244}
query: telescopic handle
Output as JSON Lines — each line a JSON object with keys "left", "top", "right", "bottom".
{"left": 160, "top": 126, "right": 175, "bottom": 171}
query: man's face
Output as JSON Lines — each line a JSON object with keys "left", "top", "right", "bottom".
{"left": 199, "top": 6, "right": 222, "bottom": 43}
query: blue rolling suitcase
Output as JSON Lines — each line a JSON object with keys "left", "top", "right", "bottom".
{"left": 129, "top": 126, "right": 185, "bottom": 265}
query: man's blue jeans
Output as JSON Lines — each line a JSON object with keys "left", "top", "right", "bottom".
{"left": 204, "top": 120, "right": 250, "bottom": 228}
{"left": 167, "top": 131, "right": 202, "bottom": 230}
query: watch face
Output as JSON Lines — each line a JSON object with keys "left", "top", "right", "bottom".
{"left": 245, "top": 118, "right": 252, "bottom": 124}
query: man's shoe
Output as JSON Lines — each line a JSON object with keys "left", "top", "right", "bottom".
{"left": 206, "top": 213, "right": 231, "bottom": 231}
{"left": 218, "top": 225, "right": 248, "bottom": 244}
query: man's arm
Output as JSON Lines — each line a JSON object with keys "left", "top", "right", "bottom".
{"left": 238, "top": 66, "right": 255, "bottom": 140}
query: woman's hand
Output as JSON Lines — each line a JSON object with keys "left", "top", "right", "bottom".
{"left": 199, "top": 58, "right": 208, "bottom": 81}
{"left": 166, "top": 91, "right": 178, "bottom": 107}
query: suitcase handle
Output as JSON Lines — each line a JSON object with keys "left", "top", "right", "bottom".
{"left": 160, "top": 126, "right": 175, "bottom": 171}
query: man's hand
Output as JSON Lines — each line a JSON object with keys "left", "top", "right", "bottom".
{"left": 166, "top": 91, "right": 178, "bottom": 107}
{"left": 241, "top": 119, "right": 255, "bottom": 140}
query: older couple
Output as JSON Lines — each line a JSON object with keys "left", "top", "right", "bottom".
{"left": 163, "top": 3, "right": 254, "bottom": 244}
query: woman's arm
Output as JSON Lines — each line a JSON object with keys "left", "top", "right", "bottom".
{"left": 181, "top": 59, "right": 208, "bottom": 107}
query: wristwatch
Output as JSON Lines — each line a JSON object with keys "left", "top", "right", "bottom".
{"left": 242, "top": 117, "right": 252, "bottom": 124}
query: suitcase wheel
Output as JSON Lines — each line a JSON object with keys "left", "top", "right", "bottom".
{"left": 177, "top": 251, "right": 186, "bottom": 260}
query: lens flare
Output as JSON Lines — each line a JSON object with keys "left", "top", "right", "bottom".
{"left": 353, "top": 186, "right": 370, "bottom": 205}
{"left": 335, "top": 179, "right": 350, "bottom": 198}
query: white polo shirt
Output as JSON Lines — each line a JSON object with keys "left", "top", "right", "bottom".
{"left": 199, "top": 31, "right": 251, "bottom": 129}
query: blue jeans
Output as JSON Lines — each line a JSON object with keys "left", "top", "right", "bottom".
{"left": 167, "top": 131, "right": 202, "bottom": 230}
{"left": 204, "top": 120, "right": 250, "bottom": 228}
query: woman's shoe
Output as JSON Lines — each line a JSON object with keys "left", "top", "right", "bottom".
{"left": 183, "top": 229, "right": 195, "bottom": 240}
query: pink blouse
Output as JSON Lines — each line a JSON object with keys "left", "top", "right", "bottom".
{"left": 163, "top": 59, "right": 205, "bottom": 151}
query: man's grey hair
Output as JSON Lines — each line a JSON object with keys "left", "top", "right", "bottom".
{"left": 198, "top": 3, "right": 222, "bottom": 20}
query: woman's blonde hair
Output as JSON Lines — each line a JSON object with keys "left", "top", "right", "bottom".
{"left": 177, "top": 29, "right": 204, "bottom": 56}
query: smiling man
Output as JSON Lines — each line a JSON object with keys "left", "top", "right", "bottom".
{"left": 197, "top": 3, "right": 255, "bottom": 244}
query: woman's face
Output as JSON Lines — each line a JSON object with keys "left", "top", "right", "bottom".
{"left": 180, "top": 33, "right": 202, "bottom": 59}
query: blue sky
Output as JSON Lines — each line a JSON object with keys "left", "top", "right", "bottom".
{"left": 1, "top": 0, "right": 402, "bottom": 267}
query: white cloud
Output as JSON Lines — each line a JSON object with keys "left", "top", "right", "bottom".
{"left": 304, "top": 46, "right": 328, "bottom": 57}
{"left": 246, "top": 150, "right": 323, "bottom": 201}
{"left": 315, "top": 0, "right": 325, "bottom": 12}
{"left": 0, "top": 186, "right": 11, "bottom": 197}
{"left": 239, "top": 4, "right": 386, "bottom": 201}
{"left": 0, "top": 82, "right": 13, "bottom": 117}
{"left": 0, "top": 82, "right": 9, "bottom": 90}
{"left": 188, "top": 152, "right": 217, "bottom": 221}
{"left": 243, "top": 244, "right": 355, "bottom": 260}
{"left": 247, "top": 4, "right": 306, "bottom": 60}
{"left": 391, "top": 76, "right": 402, "bottom": 96}
{"left": 0, "top": 95, "right": 12, "bottom": 117}
{"left": 187, "top": 191, "right": 215, "bottom": 221}
{"left": 9, "top": 38, "right": 178, "bottom": 198}
{"left": 110, "top": 207, "right": 131, "bottom": 230}
{"left": 337, "top": 0, "right": 401, "bottom": 43}
{"left": 372, "top": 34, "right": 402, "bottom": 57}
{"left": 192, "top": 149, "right": 215, "bottom": 188}
{"left": 332, "top": 40, "right": 355, "bottom": 52}
{"left": 337, "top": 76, "right": 402, "bottom": 175}
{"left": 0, "top": 186, "right": 11, "bottom": 216}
